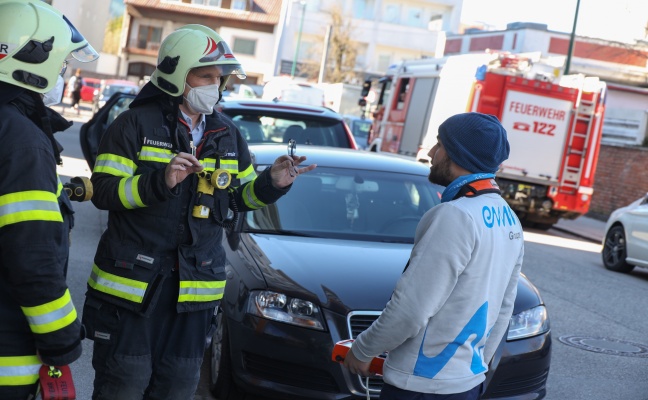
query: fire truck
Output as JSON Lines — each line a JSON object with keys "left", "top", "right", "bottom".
{"left": 363, "top": 52, "right": 607, "bottom": 228}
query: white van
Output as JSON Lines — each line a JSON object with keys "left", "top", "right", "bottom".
{"left": 262, "top": 77, "right": 325, "bottom": 107}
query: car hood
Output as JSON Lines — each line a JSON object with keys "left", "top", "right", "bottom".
{"left": 243, "top": 234, "right": 540, "bottom": 316}
{"left": 245, "top": 234, "right": 408, "bottom": 314}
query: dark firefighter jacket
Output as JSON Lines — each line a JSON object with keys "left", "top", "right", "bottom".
{"left": 0, "top": 84, "right": 83, "bottom": 389}
{"left": 87, "top": 84, "right": 288, "bottom": 316}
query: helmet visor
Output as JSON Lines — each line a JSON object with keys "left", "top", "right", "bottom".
{"left": 70, "top": 43, "right": 99, "bottom": 63}
{"left": 218, "top": 64, "right": 247, "bottom": 80}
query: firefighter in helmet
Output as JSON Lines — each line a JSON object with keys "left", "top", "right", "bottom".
{"left": 82, "top": 24, "right": 315, "bottom": 398}
{"left": 0, "top": 1, "right": 98, "bottom": 398}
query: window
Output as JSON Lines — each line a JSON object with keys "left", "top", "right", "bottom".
{"left": 406, "top": 7, "right": 423, "bottom": 27}
{"left": 191, "top": 0, "right": 221, "bottom": 6}
{"left": 353, "top": 0, "right": 375, "bottom": 20}
{"left": 127, "top": 62, "right": 156, "bottom": 78}
{"left": 233, "top": 38, "right": 256, "bottom": 56}
{"left": 231, "top": 0, "right": 246, "bottom": 10}
{"left": 136, "top": 26, "right": 162, "bottom": 51}
{"left": 383, "top": 4, "right": 400, "bottom": 23}
{"left": 394, "top": 78, "right": 409, "bottom": 110}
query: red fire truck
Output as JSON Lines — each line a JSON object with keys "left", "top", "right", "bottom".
{"left": 363, "top": 52, "right": 607, "bottom": 228}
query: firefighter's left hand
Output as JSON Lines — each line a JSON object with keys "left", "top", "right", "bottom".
{"left": 270, "top": 155, "right": 316, "bottom": 189}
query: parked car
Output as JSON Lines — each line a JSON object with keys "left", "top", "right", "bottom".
{"left": 602, "top": 193, "right": 648, "bottom": 273}
{"left": 81, "top": 93, "right": 357, "bottom": 169}
{"left": 92, "top": 79, "right": 139, "bottom": 114}
{"left": 79, "top": 77, "right": 101, "bottom": 102}
{"left": 343, "top": 115, "right": 372, "bottom": 150}
{"left": 80, "top": 97, "right": 551, "bottom": 399}
{"left": 210, "top": 145, "right": 551, "bottom": 400}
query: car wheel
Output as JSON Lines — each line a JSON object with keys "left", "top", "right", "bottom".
{"left": 209, "top": 310, "right": 242, "bottom": 399}
{"left": 602, "top": 225, "right": 634, "bottom": 273}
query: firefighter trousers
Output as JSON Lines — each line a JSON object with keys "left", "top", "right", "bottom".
{"left": 85, "top": 271, "right": 215, "bottom": 400}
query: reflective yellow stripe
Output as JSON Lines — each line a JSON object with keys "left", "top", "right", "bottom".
{"left": 21, "top": 289, "right": 77, "bottom": 334}
{"left": 88, "top": 264, "right": 148, "bottom": 303}
{"left": 202, "top": 158, "right": 217, "bottom": 170}
{"left": 237, "top": 164, "right": 256, "bottom": 185}
{"left": 56, "top": 176, "right": 63, "bottom": 197}
{"left": 118, "top": 175, "right": 145, "bottom": 209}
{"left": 220, "top": 159, "right": 238, "bottom": 175}
{"left": 242, "top": 178, "right": 265, "bottom": 209}
{"left": 94, "top": 153, "right": 137, "bottom": 177}
{"left": 178, "top": 280, "right": 225, "bottom": 302}
{"left": 0, "top": 355, "right": 40, "bottom": 386}
{"left": 0, "top": 190, "right": 62, "bottom": 228}
{"left": 138, "top": 146, "right": 174, "bottom": 163}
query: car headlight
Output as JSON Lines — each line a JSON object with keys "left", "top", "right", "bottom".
{"left": 507, "top": 305, "right": 550, "bottom": 340}
{"left": 247, "top": 290, "right": 325, "bottom": 331}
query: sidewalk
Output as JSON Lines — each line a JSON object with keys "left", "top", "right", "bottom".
{"left": 553, "top": 215, "right": 607, "bottom": 243}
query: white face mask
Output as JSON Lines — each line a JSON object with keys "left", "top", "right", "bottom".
{"left": 42, "top": 75, "right": 65, "bottom": 106}
{"left": 184, "top": 83, "right": 220, "bottom": 114}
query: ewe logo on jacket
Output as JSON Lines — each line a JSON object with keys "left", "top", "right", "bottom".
{"left": 482, "top": 204, "right": 517, "bottom": 228}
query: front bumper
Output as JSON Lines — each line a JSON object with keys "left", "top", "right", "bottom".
{"left": 228, "top": 312, "right": 551, "bottom": 399}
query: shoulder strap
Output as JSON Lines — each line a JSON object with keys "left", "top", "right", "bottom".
{"left": 455, "top": 178, "right": 501, "bottom": 199}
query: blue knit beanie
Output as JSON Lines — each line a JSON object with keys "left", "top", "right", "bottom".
{"left": 438, "top": 112, "right": 510, "bottom": 173}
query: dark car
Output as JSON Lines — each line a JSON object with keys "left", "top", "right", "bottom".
{"left": 81, "top": 94, "right": 357, "bottom": 169}
{"left": 81, "top": 98, "right": 551, "bottom": 400}
{"left": 210, "top": 146, "right": 551, "bottom": 400}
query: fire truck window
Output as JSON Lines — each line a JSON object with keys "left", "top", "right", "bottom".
{"left": 395, "top": 78, "right": 410, "bottom": 110}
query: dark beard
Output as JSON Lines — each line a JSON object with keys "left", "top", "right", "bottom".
{"left": 428, "top": 156, "right": 453, "bottom": 187}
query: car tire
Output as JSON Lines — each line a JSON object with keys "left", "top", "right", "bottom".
{"left": 602, "top": 225, "right": 634, "bottom": 273}
{"left": 209, "top": 310, "right": 242, "bottom": 400}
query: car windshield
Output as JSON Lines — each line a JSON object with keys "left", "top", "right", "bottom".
{"left": 246, "top": 166, "right": 443, "bottom": 243}
{"left": 104, "top": 84, "right": 137, "bottom": 97}
{"left": 226, "top": 113, "right": 349, "bottom": 147}
{"left": 351, "top": 120, "right": 371, "bottom": 140}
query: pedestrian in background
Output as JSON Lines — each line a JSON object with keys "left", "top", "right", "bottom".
{"left": 82, "top": 24, "right": 316, "bottom": 399}
{"left": 0, "top": 1, "right": 98, "bottom": 399}
{"left": 69, "top": 68, "right": 82, "bottom": 114}
{"left": 343, "top": 112, "right": 524, "bottom": 400}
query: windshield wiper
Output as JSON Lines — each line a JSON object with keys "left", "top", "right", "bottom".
{"left": 247, "top": 229, "right": 317, "bottom": 237}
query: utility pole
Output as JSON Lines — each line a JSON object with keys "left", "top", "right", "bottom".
{"left": 564, "top": 0, "right": 581, "bottom": 75}
{"left": 290, "top": 1, "right": 306, "bottom": 78}
{"left": 318, "top": 25, "right": 332, "bottom": 84}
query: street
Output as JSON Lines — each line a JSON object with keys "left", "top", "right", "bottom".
{"left": 55, "top": 114, "right": 648, "bottom": 400}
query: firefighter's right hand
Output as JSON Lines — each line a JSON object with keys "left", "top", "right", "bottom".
{"left": 165, "top": 152, "right": 204, "bottom": 189}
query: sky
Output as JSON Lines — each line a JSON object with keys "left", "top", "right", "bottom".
{"left": 460, "top": 0, "right": 648, "bottom": 44}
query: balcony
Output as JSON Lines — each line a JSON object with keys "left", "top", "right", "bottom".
{"left": 126, "top": 39, "right": 161, "bottom": 56}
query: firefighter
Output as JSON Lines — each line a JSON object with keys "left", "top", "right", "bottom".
{"left": 82, "top": 24, "right": 316, "bottom": 399}
{"left": 0, "top": 1, "right": 99, "bottom": 399}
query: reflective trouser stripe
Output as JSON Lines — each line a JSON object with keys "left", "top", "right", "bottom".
{"left": 138, "top": 146, "right": 174, "bottom": 163}
{"left": 21, "top": 289, "right": 77, "bottom": 334}
{"left": 88, "top": 264, "right": 148, "bottom": 303}
{"left": 242, "top": 179, "right": 265, "bottom": 209}
{"left": 94, "top": 153, "right": 136, "bottom": 177}
{"left": 0, "top": 190, "right": 62, "bottom": 228}
{"left": 237, "top": 164, "right": 256, "bottom": 185}
{"left": 0, "top": 355, "right": 40, "bottom": 386}
{"left": 118, "top": 175, "right": 145, "bottom": 209}
{"left": 178, "top": 280, "right": 225, "bottom": 302}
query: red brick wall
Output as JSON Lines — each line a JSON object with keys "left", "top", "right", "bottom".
{"left": 589, "top": 144, "right": 648, "bottom": 219}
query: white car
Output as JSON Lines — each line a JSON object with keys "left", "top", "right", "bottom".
{"left": 602, "top": 193, "right": 648, "bottom": 272}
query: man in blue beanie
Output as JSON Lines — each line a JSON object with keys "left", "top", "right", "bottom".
{"left": 343, "top": 112, "right": 524, "bottom": 400}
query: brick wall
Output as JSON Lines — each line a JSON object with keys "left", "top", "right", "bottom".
{"left": 588, "top": 144, "right": 648, "bottom": 220}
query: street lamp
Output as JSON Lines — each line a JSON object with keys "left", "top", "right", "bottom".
{"left": 291, "top": 0, "right": 306, "bottom": 78}
{"left": 564, "top": 0, "right": 581, "bottom": 75}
